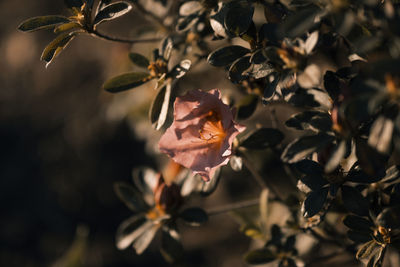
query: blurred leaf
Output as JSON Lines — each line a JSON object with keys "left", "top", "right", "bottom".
{"left": 116, "top": 215, "right": 150, "bottom": 250}
{"left": 244, "top": 248, "right": 276, "bottom": 265}
{"left": 169, "top": 60, "right": 191, "bottom": 79}
{"left": 302, "top": 187, "right": 328, "bottom": 217}
{"left": 346, "top": 163, "right": 382, "bottom": 184}
{"left": 241, "top": 128, "right": 284, "bottom": 149}
{"left": 236, "top": 94, "right": 258, "bottom": 120}
{"left": 160, "top": 226, "right": 183, "bottom": 263}
{"left": 246, "top": 62, "right": 274, "bottom": 79}
{"left": 18, "top": 16, "right": 70, "bottom": 32}
{"left": 176, "top": 14, "right": 199, "bottom": 32}
{"left": 262, "top": 74, "right": 279, "bottom": 104}
{"left": 281, "top": 134, "right": 335, "bottom": 163}
{"left": 179, "top": 207, "right": 208, "bottom": 226}
{"left": 93, "top": 1, "right": 132, "bottom": 26}
{"left": 160, "top": 37, "right": 173, "bottom": 61}
{"left": 132, "top": 223, "right": 159, "bottom": 254}
{"left": 284, "top": 235, "right": 296, "bottom": 251}
{"left": 207, "top": 46, "right": 250, "bottom": 67}
{"left": 230, "top": 155, "right": 243, "bottom": 172}
{"left": 132, "top": 167, "right": 158, "bottom": 206}
{"left": 129, "top": 53, "right": 150, "bottom": 68}
{"left": 343, "top": 215, "right": 374, "bottom": 233}
{"left": 103, "top": 72, "right": 151, "bottom": 93}
{"left": 304, "top": 31, "right": 319, "bottom": 54}
{"left": 285, "top": 111, "right": 332, "bottom": 132}
{"left": 356, "top": 138, "right": 387, "bottom": 178}
{"left": 259, "top": 189, "right": 269, "bottom": 236}
{"left": 368, "top": 116, "right": 394, "bottom": 155}
{"left": 224, "top": 0, "right": 254, "bottom": 36}
{"left": 356, "top": 240, "right": 377, "bottom": 259}
{"left": 64, "top": 0, "right": 83, "bottom": 8}
{"left": 295, "top": 159, "right": 323, "bottom": 175}
{"left": 263, "top": 2, "right": 288, "bottom": 24}
{"left": 279, "top": 6, "right": 320, "bottom": 38}
{"left": 324, "top": 140, "right": 347, "bottom": 173}
{"left": 341, "top": 185, "right": 369, "bottom": 216}
{"left": 297, "top": 64, "right": 321, "bottom": 88}
{"left": 114, "top": 182, "right": 149, "bottom": 212}
{"left": 348, "top": 230, "right": 372, "bottom": 243}
{"left": 96, "top": 0, "right": 112, "bottom": 13}
{"left": 41, "top": 32, "right": 77, "bottom": 68}
{"left": 179, "top": 1, "right": 202, "bottom": 16}
{"left": 150, "top": 81, "right": 172, "bottom": 130}
{"left": 259, "top": 23, "right": 280, "bottom": 44}
{"left": 199, "top": 167, "right": 221, "bottom": 196}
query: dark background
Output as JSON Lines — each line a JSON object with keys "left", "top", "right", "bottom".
{"left": 0, "top": 1, "right": 254, "bottom": 266}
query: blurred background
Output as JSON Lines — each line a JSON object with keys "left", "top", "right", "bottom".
{"left": 0, "top": 1, "right": 264, "bottom": 266}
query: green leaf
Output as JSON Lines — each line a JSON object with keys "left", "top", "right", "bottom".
{"left": 54, "top": 22, "right": 82, "bottom": 33}
{"left": 341, "top": 185, "right": 369, "bottom": 216}
{"left": 294, "top": 160, "right": 323, "bottom": 176}
{"left": 103, "top": 72, "right": 151, "bottom": 93}
{"left": 285, "top": 111, "right": 332, "bottom": 132}
{"left": 281, "top": 134, "right": 335, "bottom": 163}
{"left": 41, "top": 32, "right": 77, "bottom": 67}
{"left": 93, "top": 1, "right": 132, "bottom": 26}
{"left": 376, "top": 206, "right": 400, "bottom": 229}
{"left": 176, "top": 13, "right": 199, "bottom": 32}
{"left": 347, "top": 230, "right": 372, "bottom": 243}
{"left": 302, "top": 187, "right": 328, "bottom": 217}
{"left": 114, "top": 182, "right": 149, "bottom": 212}
{"left": 132, "top": 223, "right": 160, "bottom": 254}
{"left": 207, "top": 46, "right": 250, "bottom": 67}
{"left": 149, "top": 80, "right": 172, "bottom": 130}
{"left": 343, "top": 215, "right": 374, "bottom": 233}
{"left": 169, "top": 60, "right": 191, "bottom": 79}
{"left": 241, "top": 128, "right": 284, "bottom": 149}
{"left": 18, "top": 15, "right": 70, "bottom": 32}
{"left": 224, "top": 0, "right": 254, "bottom": 36}
{"left": 180, "top": 208, "right": 208, "bottom": 226}
{"left": 324, "top": 140, "right": 347, "bottom": 173}
{"left": 129, "top": 53, "right": 150, "bottom": 68}
{"left": 236, "top": 94, "right": 258, "bottom": 120}
{"left": 279, "top": 6, "right": 321, "bottom": 38}
{"left": 299, "top": 173, "right": 328, "bottom": 191}
{"left": 244, "top": 248, "right": 276, "bottom": 265}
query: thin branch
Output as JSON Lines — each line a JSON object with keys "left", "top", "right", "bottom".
{"left": 206, "top": 198, "right": 260, "bottom": 216}
{"left": 131, "top": 1, "right": 172, "bottom": 32}
{"left": 90, "top": 30, "right": 162, "bottom": 44}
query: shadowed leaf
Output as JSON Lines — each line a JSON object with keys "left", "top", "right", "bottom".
{"left": 208, "top": 46, "right": 250, "bottom": 67}
{"left": 114, "top": 182, "right": 149, "bottom": 212}
{"left": 241, "top": 128, "right": 284, "bottom": 149}
{"left": 129, "top": 53, "right": 150, "bottom": 68}
{"left": 180, "top": 208, "right": 208, "bottom": 226}
{"left": 302, "top": 187, "right": 328, "bottom": 217}
{"left": 236, "top": 94, "right": 258, "bottom": 120}
{"left": 244, "top": 248, "right": 276, "bottom": 264}
{"left": 18, "top": 16, "right": 70, "bottom": 32}
{"left": 343, "top": 215, "right": 374, "bottom": 233}
{"left": 341, "top": 185, "right": 369, "bottom": 216}
{"left": 103, "top": 72, "right": 151, "bottom": 93}
{"left": 224, "top": 0, "right": 254, "bottom": 36}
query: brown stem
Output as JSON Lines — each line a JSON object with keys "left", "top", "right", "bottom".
{"left": 206, "top": 198, "right": 260, "bottom": 216}
{"left": 90, "top": 30, "right": 162, "bottom": 44}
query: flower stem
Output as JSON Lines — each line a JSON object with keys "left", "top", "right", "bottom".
{"left": 90, "top": 30, "right": 162, "bottom": 44}
{"left": 206, "top": 198, "right": 260, "bottom": 216}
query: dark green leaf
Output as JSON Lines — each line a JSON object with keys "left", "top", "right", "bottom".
{"left": 207, "top": 46, "right": 250, "bottom": 67}
{"left": 325, "top": 140, "right": 347, "bottom": 173}
{"left": 285, "top": 111, "right": 332, "bottom": 132}
{"left": 129, "top": 52, "right": 150, "bottom": 68}
{"left": 18, "top": 16, "right": 70, "bottom": 32}
{"left": 343, "top": 215, "right": 374, "bottom": 233}
{"left": 93, "top": 1, "right": 132, "bottom": 26}
{"left": 224, "top": 0, "right": 254, "bottom": 36}
{"left": 41, "top": 32, "right": 77, "bottom": 67}
{"left": 179, "top": 207, "right": 208, "bottom": 226}
{"left": 149, "top": 80, "right": 172, "bottom": 130}
{"left": 355, "top": 138, "right": 387, "bottom": 178}
{"left": 347, "top": 230, "right": 372, "bottom": 243}
{"left": 284, "top": 235, "right": 296, "bottom": 251}
{"left": 114, "top": 182, "right": 149, "bottom": 212}
{"left": 179, "top": 1, "right": 202, "bottom": 16}
{"left": 281, "top": 134, "right": 335, "bottom": 163}
{"left": 258, "top": 23, "right": 280, "bottom": 44}
{"left": 346, "top": 163, "right": 381, "bottom": 183}
{"left": 236, "top": 94, "right": 258, "bottom": 120}
{"left": 103, "top": 72, "right": 151, "bottom": 93}
{"left": 262, "top": 74, "right": 279, "bottom": 104}
{"left": 299, "top": 173, "right": 328, "bottom": 191}
{"left": 54, "top": 22, "right": 81, "bottom": 33}
{"left": 341, "top": 185, "right": 369, "bottom": 216}
{"left": 241, "top": 128, "right": 284, "bottom": 149}
{"left": 302, "top": 187, "right": 328, "bottom": 217}
{"left": 228, "top": 56, "right": 251, "bottom": 83}
{"left": 160, "top": 37, "right": 173, "bottom": 61}
{"left": 176, "top": 13, "right": 199, "bottom": 32}
{"left": 244, "top": 248, "right": 276, "bottom": 265}
{"left": 294, "top": 159, "right": 323, "bottom": 176}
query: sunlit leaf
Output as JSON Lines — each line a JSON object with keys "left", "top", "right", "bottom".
{"left": 41, "top": 32, "right": 77, "bottom": 67}
{"left": 93, "top": 1, "right": 132, "bottom": 26}
{"left": 18, "top": 15, "right": 70, "bottom": 32}
{"left": 115, "top": 215, "right": 150, "bottom": 250}
{"left": 129, "top": 52, "right": 150, "bottom": 68}
{"left": 207, "top": 46, "right": 250, "bottom": 67}
{"left": 132, "top": 223, "right": 160, "bottom": 254}
{"left": 169, "top": 59, "right": 191, "bottom": 79}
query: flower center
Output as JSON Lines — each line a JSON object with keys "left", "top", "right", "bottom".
{"left": 199, "top": 110, "right": 227, "bottom": 145}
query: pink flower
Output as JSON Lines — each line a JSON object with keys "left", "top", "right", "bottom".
{"left": 158, "top": 89, "right": 246, "bottom": 181}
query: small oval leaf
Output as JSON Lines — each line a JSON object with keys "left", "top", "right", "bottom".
{"left": 180, "top": 207, "right": 208, "bottom": 226}
{"left": 103, "top": 72, "right": 152, "bottom": 93}
{"left": 302, "top": 187, "right": 329, "bottom": 217}
{"left": 129, "top": 53, "right": 150, "bottom": 68}
{"left": 41, "top": 32, "right": 77, "bottom": 67}
{"left": 93, "top": 1, "right": 133, "bottom": 26}
{"left": 207, "top": 45, "right": 250, "bottom": 67}
{"left": 244, "top": 248, "right": 276, "bottom": 265}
